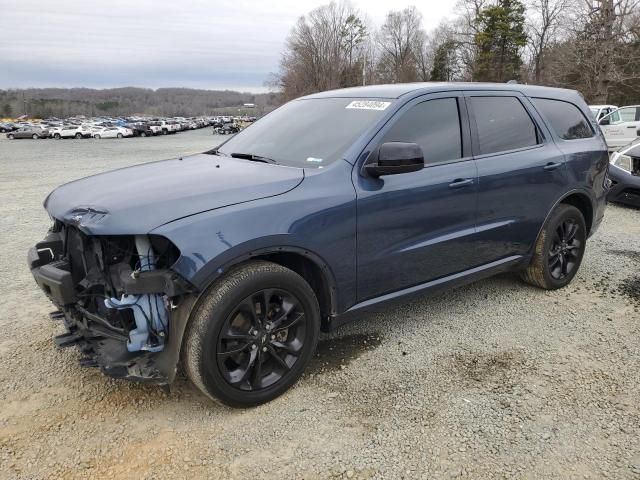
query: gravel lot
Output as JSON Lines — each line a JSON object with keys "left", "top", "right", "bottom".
{"left": 1, "top": 130, "right": 639, "bottom": 479}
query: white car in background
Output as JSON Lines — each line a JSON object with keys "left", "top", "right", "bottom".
{"left": 58, "top": 125, "right": 92, "bottom": 139}
{"left": 599, "top": 105, "right": 640, "bottom": 150}
{"left": 93, "top": 127, "right": 133, "bottom": 139}
{"left": 589, "top": 104, "right": 617, "bottom": 121}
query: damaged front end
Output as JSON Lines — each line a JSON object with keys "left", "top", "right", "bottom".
{"left": 28, "top": 220, "right": 195, "bottom": 384}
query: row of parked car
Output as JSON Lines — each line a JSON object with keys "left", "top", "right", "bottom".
{"left": 1, "top": 115, "right": 254, "bottom": 140}
{"left": 589, "top": 104, "right": 640, "bottom": 150}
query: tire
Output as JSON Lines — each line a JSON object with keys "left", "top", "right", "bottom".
{"left": 54, "top": 133, "right": 61, "bottom": 140}
{"left": 32, "top": 134, "right": 38, "bottom": 139}
{"left": 117, "top": 133, "right": 123, "bottom": 138}
{"left": 94, "top": 134, "right": 101, "bottom": 139}
{"left": 520, "top": 204, "right": 586, "bottom": 290}
{"left": 140, "top": 131, "right": 147, "bottom": 137}
{"left": 162, "top": 129, "right": 168, "bottom": 135}
{"left": 8, "top": 134, "right": 14, "bottom": 139}
{"left": 183, "top": 260, "right": 320, "bottom": 407}
{"left": 74, "top": 132, "right": 82, "bottom": 139}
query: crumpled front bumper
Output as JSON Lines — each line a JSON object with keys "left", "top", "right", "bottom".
{"left": 28, "top": 230, "right": 195, "bottom": 385}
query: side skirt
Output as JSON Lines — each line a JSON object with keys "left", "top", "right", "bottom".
{"left": 326, "top": 255, "right": 526, "bottom": 331}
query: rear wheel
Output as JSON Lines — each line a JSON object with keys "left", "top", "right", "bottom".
{"left": 140, "top": 131, "right": 147, "bottom": 137}
{"left": 94, "top": 134, "right": 101, "bottom": 139}
{"left": 54, "top": 133, "right": 61, "bottom": 139}
{"left": 117, "top": 133, "right": 123, "bottom": 138}
{"left": 183, "top": 261, "right": 320, "bottom": 407}
{"left": 8, "top": 134, "right": 15, "bottom": 139}
{"left": 32, "top": 134, "right": 38, "bottom": 139}
{"left": 520, "top": 204, "right": 586, "bottom": 290}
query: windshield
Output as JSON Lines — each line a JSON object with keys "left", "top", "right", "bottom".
{"left": 216, "top": 98, "right": 393, "bottom": 167}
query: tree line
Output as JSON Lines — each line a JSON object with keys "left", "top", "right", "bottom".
{"left": 270, "top": 0, "right": 640, "bottom": 105}
{"left": 0, "top": 87, "right": 280, "bottom": 119}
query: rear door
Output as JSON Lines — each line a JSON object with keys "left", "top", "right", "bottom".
{"left": 354, "top": 92, "right": 479, "bottom": 301}
{"left": 467, "top": 91, "right": 567, "bottom": 264}
{"left": 599, "top": 106, "right": 640, "bottom": 149}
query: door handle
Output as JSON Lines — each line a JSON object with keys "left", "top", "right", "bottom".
{"left": 448, "top": 178, "right": 474, "bottom": 188}
{"left": 626, "top": 126, "right": 636, "bottom": 129}
{"left": 544, "top": 162, "right": 562, "bottom": 171}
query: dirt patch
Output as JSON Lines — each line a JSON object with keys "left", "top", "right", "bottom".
{"left": 618, "top": 276, "right": 640, "bottom": 305}
{"left": 448, "top": 350, "right": 528, "bottom": 384}
{"left": 608, "top": 249, "right": 640, "bottom": 262}
{"left": 307, "top": 333, "right": 382, "bottom": 374}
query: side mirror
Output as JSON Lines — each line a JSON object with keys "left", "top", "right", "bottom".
{"left": 599, "top": 117, "right": 610, "bottom": 126}
{"left": 363, "top": 142, "right": 424, "bottom": 177}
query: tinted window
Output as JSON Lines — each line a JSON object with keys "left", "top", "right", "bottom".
{"left": 381, "top": 98, "right": 462, "bottom": 164}
{"left": 532, "top": 98, "right": 593, "bottom": 140}
{"left": 471, "top": 97, "right": 539, "bottom": 155}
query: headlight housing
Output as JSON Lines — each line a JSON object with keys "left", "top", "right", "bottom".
{"left": 611, "top": 152, "right": 632, "bottom": 173}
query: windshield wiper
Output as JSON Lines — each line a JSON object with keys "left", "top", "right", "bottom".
{"left": 230, "top": 152, "right": 279, "bottom": 164}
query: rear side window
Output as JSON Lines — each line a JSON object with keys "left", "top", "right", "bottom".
{"left": 382, "top": 98, "right": 462, "bottom": 165}
{"left": 532, "top": 98, "right": 594, "bottom": 140}
{"left": 470, "top": 96, "right": 539, "bottom": 155}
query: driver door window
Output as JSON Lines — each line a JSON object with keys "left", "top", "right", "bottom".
{"left": 381, "top": 98, "right": 463, "bottom": 165}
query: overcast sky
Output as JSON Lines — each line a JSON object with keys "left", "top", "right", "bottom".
{"left": 0, "top": 0, "right": 457, "bottom": 93}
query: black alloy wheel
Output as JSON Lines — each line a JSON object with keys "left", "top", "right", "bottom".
{"left": 548, "top": 218, "right": 581, "bottom": 280}
{"left": 183, "top": 261, "right": 320, "bottom": 407}
{"left": 216, "top": 288, "right": 307, "bottom": 392}
{"left": 521, "top": 204, "right": 586, "bottom": 290}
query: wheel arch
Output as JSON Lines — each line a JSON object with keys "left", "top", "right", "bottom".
{"left": 557, "top": 190, "right": 594, "bottom": 235}
{"left": 189, "top": 246, "right": 338, "bottom": 331}
{"left": 527, "top": 189, "right": 596, "bottom": 263}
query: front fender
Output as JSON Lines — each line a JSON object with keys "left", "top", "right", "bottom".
{"left": 151, "top": 160, "right": 358, "bottom": 313}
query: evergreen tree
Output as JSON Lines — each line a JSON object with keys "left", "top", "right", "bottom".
{"left": 473, "top": 0, "right": 527, "bottom": 82}
{"left": 430, "top": 40, "right": 458, "bottom": 81}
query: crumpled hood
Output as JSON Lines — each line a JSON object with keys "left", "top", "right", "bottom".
{"left": 45, "top": 154, "right": 304, "bottom": 235}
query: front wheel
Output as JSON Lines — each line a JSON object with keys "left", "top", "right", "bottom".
{"left": 183, "top": 261, "right": 320, "bottom": 407}
{"left": 140, "top": 131, "right": 147, "bottom": 137}
{"left": 32, "top": 134, "right": 38, "bottom": 139}
{"left": 520, "top": 204, "right": 586, "bottom": 290}
{"left": 74, "top": 132, "right": 82, "bottom": 139}
{"left": 54, "top": 133, "right": 61, "bottom": 139}
{"left": 8, "top": 134, "right": 15, "bottom": 139}
{"left": 94, "top": 134, "right": 101, "bottom": 139}
{"left": 117, "top": 133, "right": 123, "bottom": 138}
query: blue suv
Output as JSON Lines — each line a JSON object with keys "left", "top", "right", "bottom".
{"left": 29, "top": 83, "right": 609, "bottom": 406}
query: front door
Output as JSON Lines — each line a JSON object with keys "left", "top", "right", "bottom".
{"left": 354, "top": 93, "right": 479, "bottom": 302}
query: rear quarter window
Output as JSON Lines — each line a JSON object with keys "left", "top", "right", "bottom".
{"left": 532, "top": 98, "right": 594, "bottom": 140}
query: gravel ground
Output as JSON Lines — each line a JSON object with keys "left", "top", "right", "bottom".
{"left": 1, "top": 130, "right": 639, "bottom": 479}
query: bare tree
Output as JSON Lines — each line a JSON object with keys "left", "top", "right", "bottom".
{"left": 525, "top": 0, "right": 572, "bottom": 83}
{"left": 273, "top": 1, "right": 369, "bottom": 101}
{"left": 566, "top": 0, "right": 640, "bottom": 101}
{"left": 453, "top": 0, "right": 490, "bottom": 80}
{"left": 376, "top": 6, "right": 425, "bottom": 83}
